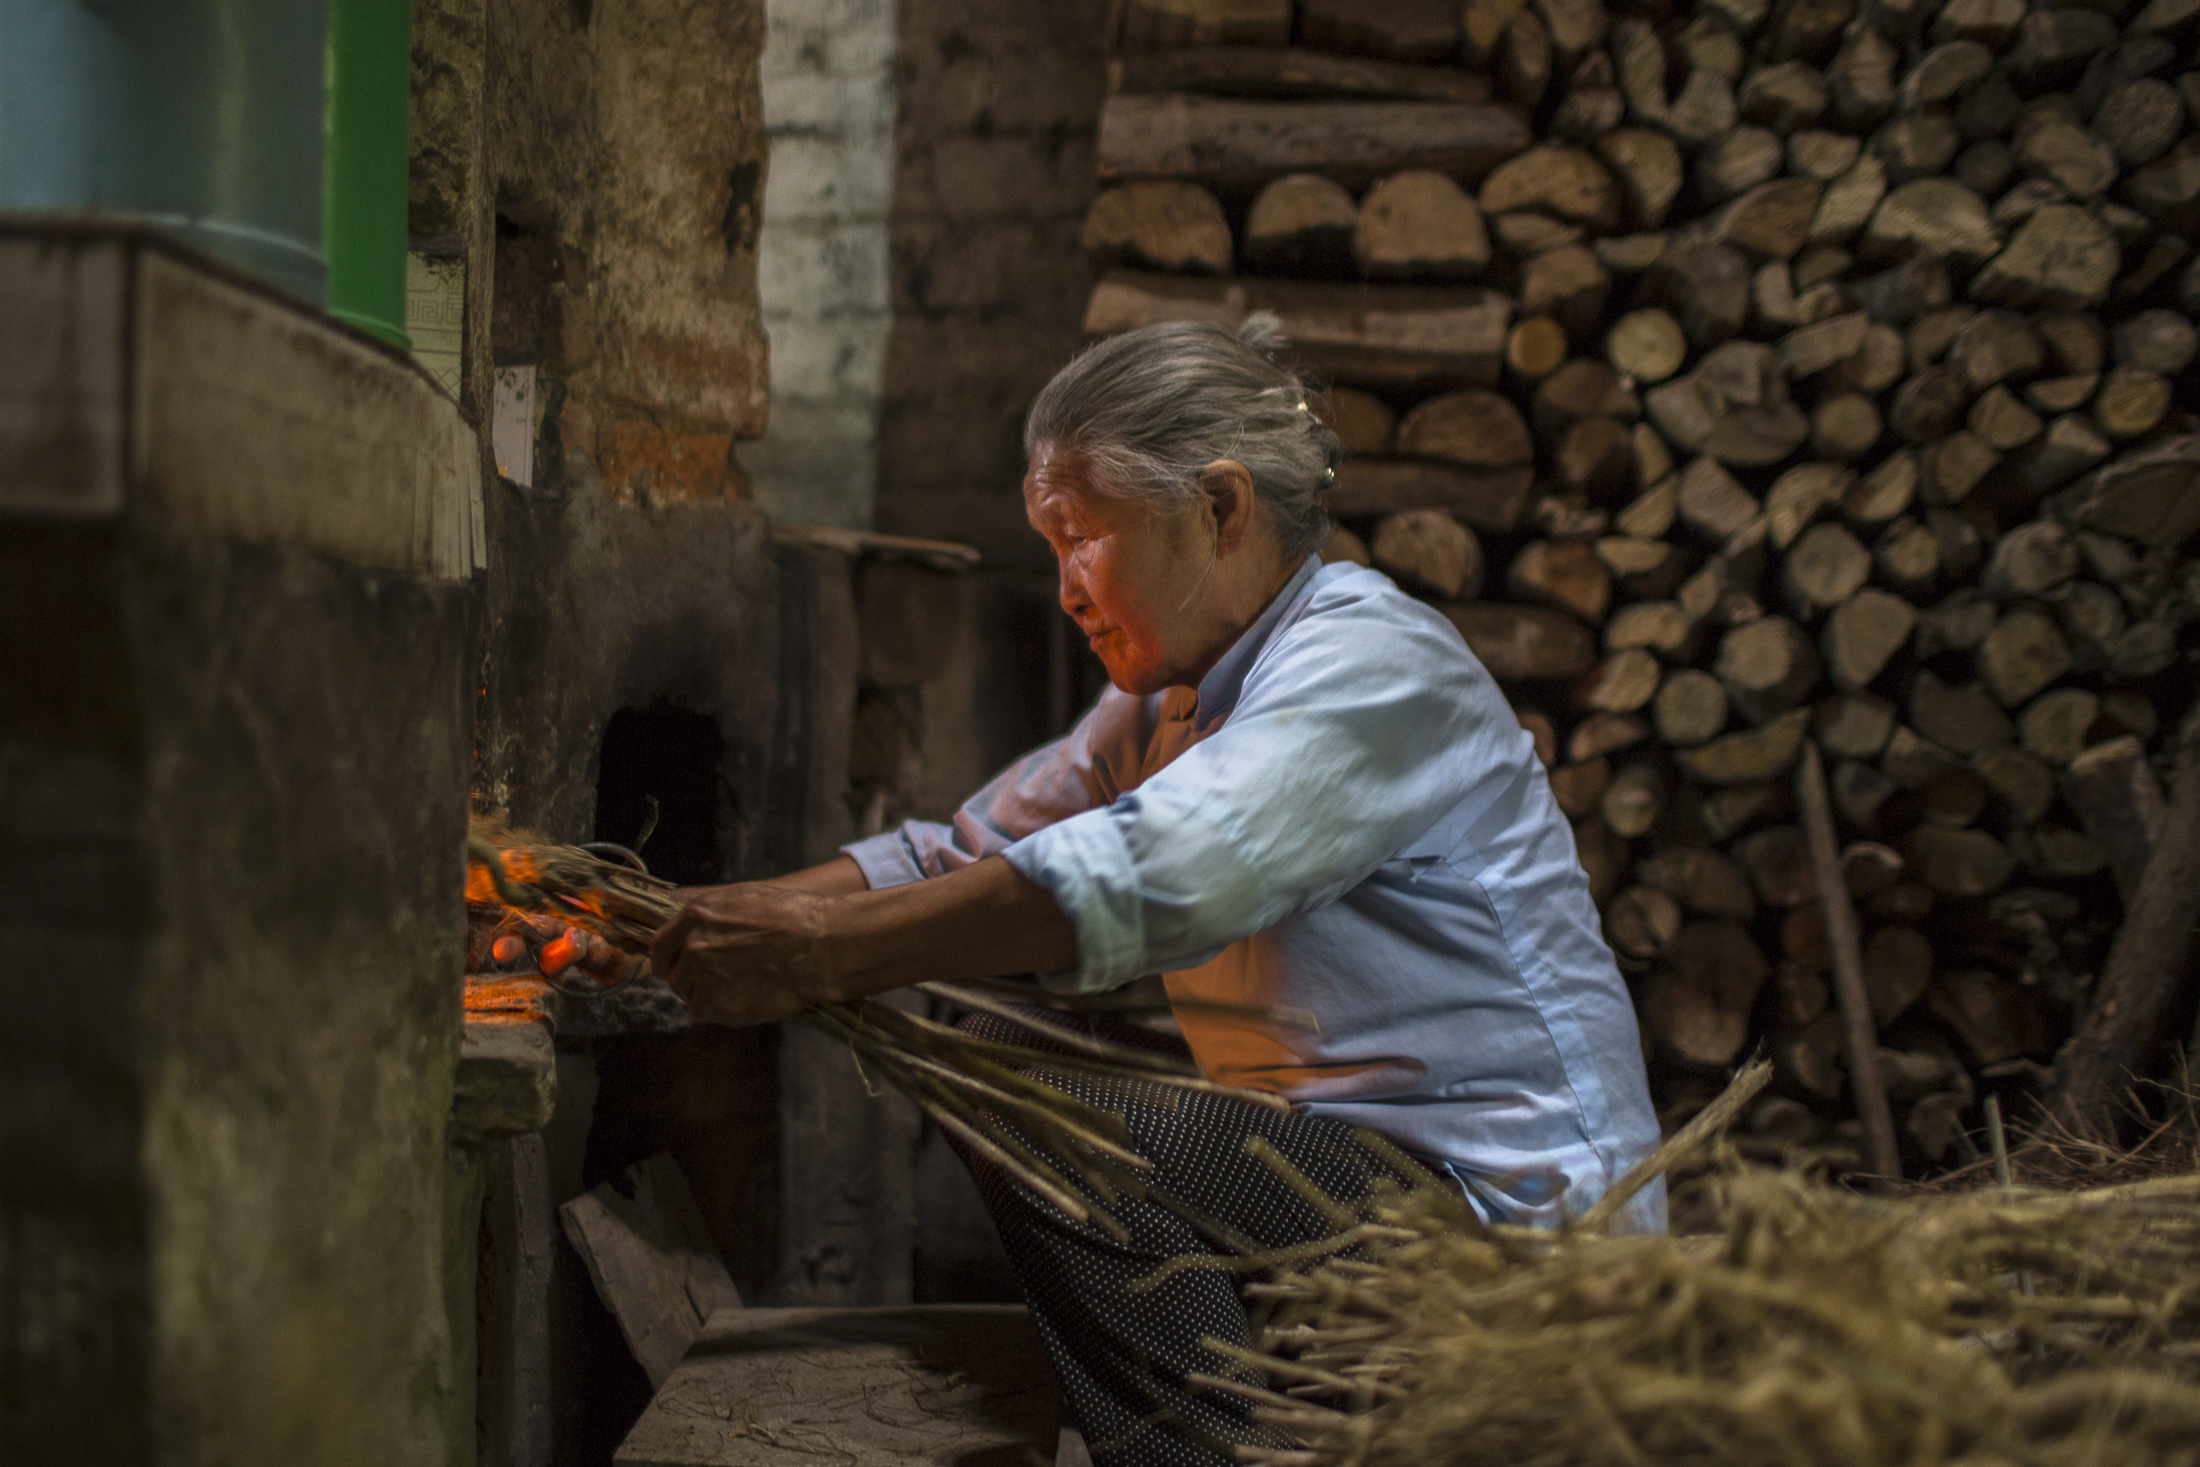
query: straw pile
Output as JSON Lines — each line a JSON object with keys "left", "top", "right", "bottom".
{"left": 464, "top": 815, "right": 1289, "bottom": 1239}
{"left": 1229, "top": 1065, "right": 2200, "bottom": 1467}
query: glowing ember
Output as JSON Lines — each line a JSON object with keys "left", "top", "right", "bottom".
{"left": 464, "top": 837, "right": 650, "bottom": 996}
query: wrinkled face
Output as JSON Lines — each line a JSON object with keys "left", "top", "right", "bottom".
{"left": 1024, "top": 444, "right": 1213, "bottom": 695}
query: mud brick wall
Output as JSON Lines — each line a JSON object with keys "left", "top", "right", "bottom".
{"left": 486, "top": 0, "right": 771, "bottom": 506}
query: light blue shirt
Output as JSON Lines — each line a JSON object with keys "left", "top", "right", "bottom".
{"left": 844, "top": 556, "right": 1665, "bottom": 1233}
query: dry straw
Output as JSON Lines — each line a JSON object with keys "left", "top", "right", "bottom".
{"left": 465, "top": 815, "right": 1294, "bottom": 1239}
{"left": 1223, "top": 1062, "right": 2200, "bottom": 1467}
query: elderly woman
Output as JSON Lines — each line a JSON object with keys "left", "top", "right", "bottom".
{"left": 654, "top": 316, "right": 1661, "bottom": 1465}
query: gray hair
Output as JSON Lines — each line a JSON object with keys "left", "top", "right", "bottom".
{"left": 1024, "top": 313, "right": 1343, "bottom": 558}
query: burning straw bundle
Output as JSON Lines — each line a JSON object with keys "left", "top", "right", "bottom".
{"left": 465, "top": 815, "right": 1292, "bottom": 1239}
{"left": 1225, "top": 1063, "right": 2200, "bottom": 1467}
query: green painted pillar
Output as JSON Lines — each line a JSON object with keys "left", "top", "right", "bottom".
{"left": 323, "top": 0, "right": 413, "bottom": 348}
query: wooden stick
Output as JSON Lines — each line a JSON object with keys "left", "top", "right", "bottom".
{"left": 1984, "top": 1094, "right": 2013, "bottom": 1189}
{"left": 915, "top": 981, "right": 1201, "bottom": 1071}
{"left": 869, "top": 1038, "right": 1153, "bottom": 1170}
{"left": 2045, "top": 710, "right": 2200, "bottom": 1142}
{"left": 1983, "top": 1095, "right": 2035, "bottom": 1296}
{"left": 1796, "top": 742, "right": 1902, "bottom": 1187}
{"left": 890, "top": 1068, "right": 1095, "bottom": 1228}
{"left": 837, "top": 1001, "right": 1140, "bottom": 1137}
{"left": 1578, "top": 1060, "right": 1771, "bottom": 1232}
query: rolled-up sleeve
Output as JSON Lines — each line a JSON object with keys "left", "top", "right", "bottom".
{"left": 1002, "top": 601, "right": 1523, "bottom": 992}
{"left": 842, "top": 825, "right": 942, "bottom": 890}
{"left": 840, "top": 687, "right": 1152, "bottom": 889}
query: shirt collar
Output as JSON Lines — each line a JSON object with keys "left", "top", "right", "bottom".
{"left": 1190, "top": 554, "right": 1323, "bottom": 729}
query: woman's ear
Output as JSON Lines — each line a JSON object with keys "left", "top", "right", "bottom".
{"left": 1197, "top": 459, "right": 1258, "bottom": 557}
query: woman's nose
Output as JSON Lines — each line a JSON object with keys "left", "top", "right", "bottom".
{"left": 1056, "top": 563, "right": 1089, "bottom": 618}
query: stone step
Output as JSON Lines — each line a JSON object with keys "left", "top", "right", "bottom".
{"left": 616, "top": 1305, "right": 1070, "bottom": 1466}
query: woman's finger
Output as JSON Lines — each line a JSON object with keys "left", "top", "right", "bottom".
{"left": 650, "top": 902, "right": 699, "bottom": 980}
{"left": 665, "top": 961, "right": 697, "bottom": 1005}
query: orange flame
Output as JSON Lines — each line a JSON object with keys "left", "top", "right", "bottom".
{"left": 464, "top": 846, "right": 543, "bottom": 905}
{"left": 464, "top": 842, "right": 641, "bottom": 995}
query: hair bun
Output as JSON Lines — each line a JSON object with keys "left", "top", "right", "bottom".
{"left": 1236, "top": 309, "right": 1289, "bottom": 357}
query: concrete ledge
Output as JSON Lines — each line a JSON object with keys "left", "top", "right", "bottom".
{"left": 452, "top": 1020, "right": 557, "bottom": 1143}
{"left": 0, "top": 222, "right": 482, "bottom": 580}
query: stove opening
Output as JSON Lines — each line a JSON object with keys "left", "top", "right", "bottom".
{"left": 592, "top": 703, "right": 727, "bottom": 888}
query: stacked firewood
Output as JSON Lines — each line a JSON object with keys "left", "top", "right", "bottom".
{"left": 1082, "top": 0, "right": 2200, "bottom": 1167}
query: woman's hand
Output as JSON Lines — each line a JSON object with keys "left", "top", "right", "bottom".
{"left": 650, "top": 881, "right": 845, "bottom": 1026}
{"left": 649, "top": 856, "right": 1082, "bottom": 1026}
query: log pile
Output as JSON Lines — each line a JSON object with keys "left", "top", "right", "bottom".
{"left": 1084, "top": 0, "right": 2200, "bottom": 1169}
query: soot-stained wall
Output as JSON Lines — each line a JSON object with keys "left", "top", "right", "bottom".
{"left": 486, "top": 0, "right": 771, "bottom": 505}
{"left": 875, "top": 0, "right": 1113, "bottom": 570}
{"left": 411, "top": 1, "right": 832, "bottom": 1455}
{"left": 132, "top": 539, "right": 473, "bottom": 1467}
{"left": 468, "top": 479, "right": 783, "bottom": 866}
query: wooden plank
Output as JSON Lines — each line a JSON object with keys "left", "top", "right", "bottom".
{"left": 1328, "top": 459, "right": 1533, "bottom": 529}
{"left": 1097, "top": 94, "right": 1532, "bottom": 191}
{"left": 560, "top": 1152, "right": 744, "bottom": 1389}
{"left": 615, "top": 1306, "right": 1062, "bottom": 1467}
{"left": 1121, "top": 0, "right": 1291, "bottom": 50}
{"left": 1084, "top": 270, "right": 1512, "bottom": 388}
{"left": 1301, "top": 0, "right": 1464, "bottom": 63}
{"left": 1436, "top": 602, "right": 1598, "bottom": 679}
{"left": 1116, "top": 47, "right": 1494, "bottom": 103}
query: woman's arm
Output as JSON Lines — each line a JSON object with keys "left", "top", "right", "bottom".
{"left": 841, "top": 693, "right": 1137, "bottom": 887}
{"left": 650, "top": 855, "right": 1080, "bottom": 1026}
{"left": 761, "top": 854, "right": 870, "bottom": 897}
{"left": 675, "top": 855, "right": 869, "bottom": 908}
{"left": 651, "top": 688, "right": 1139, "bottom": 1023}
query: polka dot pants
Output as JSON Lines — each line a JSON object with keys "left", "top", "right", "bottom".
{"left": 947, "top": 1006, "right": 1420, "bottom": 1467}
